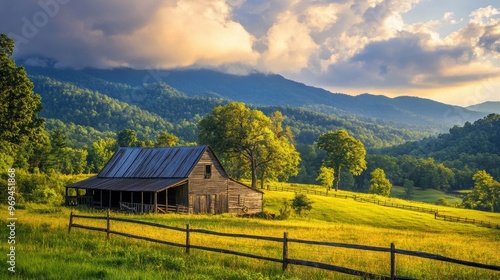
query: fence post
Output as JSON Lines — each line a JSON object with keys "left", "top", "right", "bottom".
{"left": 390, "top": 243, "right": 396, "bottom": 280}
{"left": 282, "top": 232, "right": 288, "bottom": 271}
{"left": 434, "top": 212, "right": 437, "bottom": 219}
{"left": 68, "top": 211, "right": 73, "bottom": 234}
{"left": 186, "top": 224, "right": 190, "bottom": 254}
{"left": 106, "top": 208, "right": 110, "bottom": 241}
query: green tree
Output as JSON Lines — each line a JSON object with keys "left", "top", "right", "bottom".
{"left": 316, "top": 165, "right": 335, "bottom": 191}
{"left": 155, "top": 131, "right": 179, "bottom": 147}
{"left": 0, "top": 34, "right": 44, "bottom": 169}
{"left": 256, "top": 111, "right": 300, "bottom": 188}
{"left": 317, "top": 130, "right": 367, "bottom": 191}
{"left": 291, "top": 193, "right": 313, "bottom": 216}
{"left": 198, "top": 102, "right": 300, "bottom": 188}
{"left": 403, "top": 179, "right": 415, "bottom": 200}
{"left": 463, "top": 170, "right": 500, "bottom": 212}
{"left": 117, "top": 129, "right": 138, "bottom": 147}
{"left": 369, "top": 168, "right": 392, "bottom": 196}
{"left": 43, "top": 129, "right": 68, "bottom": 172}
{"left": 87, "top": 137, "right": 117, "bottom": 173}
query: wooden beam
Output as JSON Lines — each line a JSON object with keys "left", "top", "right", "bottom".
{"left": 100, "top": 190, "right": 103, "bottom": 207}
{"left": 141, "top": 192, "right": 144, "bottom": 213}
{"left": 109, "top": 190, "right": 112, "bottom": 209}
{"left": 154, "top": 192, "right": 158, "bottom": 213}
{"left": 120, "top": 191, "right": 123, "bottom": 209}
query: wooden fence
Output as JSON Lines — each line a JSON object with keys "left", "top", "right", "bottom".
{"left": 266, "top": 186, "right": 500, "bottom": 229}
{"left": 68, "top": 211, "right": 500, "bottom": 279}
{"left": 434, "top": 213, "right": 500, "bottom": 229}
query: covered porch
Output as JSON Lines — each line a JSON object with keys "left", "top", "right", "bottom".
{"left": 65, "top": 177, "right": 189, "bottom": 214}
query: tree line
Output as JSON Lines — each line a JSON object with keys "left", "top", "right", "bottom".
{"left": 1, "top": 33, "right": 498, "bottom": 212}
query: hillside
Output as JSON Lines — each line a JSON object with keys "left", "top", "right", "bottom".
{"left": 25, "top": 68, "right": 431, "bottom": 150}
{"left": 1, "top": 188, "right": 499, "bottom": 280}
{"left": 24, "top": 65, "right": 486, "bottom": 129}
{"left": 379, "top": 114, "right": 500, "bottom": 185}
{"left": 467, "top": 101, "right": 500, "bottom": 114}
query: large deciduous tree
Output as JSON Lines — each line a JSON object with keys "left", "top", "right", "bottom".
{"left": 463, "top": 170, "right": 500, "bottom": 212}
{"left": 198, "top": 102, "right": 300, "bottom": 188}
{"left": 0, "top": 34, "right": 44, "bottom": 169}
{"left": 317, "top": 129, "right": 367, "bottom": 191}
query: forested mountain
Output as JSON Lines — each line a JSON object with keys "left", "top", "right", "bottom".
{"left": 22, "top": 64, "right": 498, "bottom": 188}
{"left": 467, "top": 101, "right": 500, "bottom": 114}
{"left": 24, "top": 65, "right": 486, "bottom": 129}
{"left": 26, "top": 68, "right": 431, "bottom": 150}
{"left": 30, "top": 76, "right": 174, "bottom": 140}
{"left": 374, "top": 114, "right": 500, "bottom": 189}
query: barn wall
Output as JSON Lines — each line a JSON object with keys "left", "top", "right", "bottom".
{"left": 188, "top": 150, "right": 229, "bottom": 213}
{"left": 228, "top": 180, "right": 263, "bottom": 214}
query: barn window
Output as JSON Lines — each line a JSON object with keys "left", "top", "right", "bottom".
{"left": 204, "top": 165, "right": 212, "bottom": 179}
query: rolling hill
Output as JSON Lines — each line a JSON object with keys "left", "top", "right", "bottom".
{"left": 24, "top": 65, "right": 486, "bottom": 129}
{"left": 467, "top": 101, "right": 500, "bottom": 114}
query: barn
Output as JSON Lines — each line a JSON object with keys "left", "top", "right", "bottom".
{"left": 65, "top": 145, "right": 263, "bottom": 214}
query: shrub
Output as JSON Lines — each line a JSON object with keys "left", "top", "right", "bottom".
{"left": 291, "top": 193, "right": 313, "bottom": 216}
{"left": 277, "top": 198, "right": 291, "bottom": 220}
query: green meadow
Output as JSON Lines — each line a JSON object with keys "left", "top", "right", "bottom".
{"left": 1, "top": 184, "right": 499, "bottom": 280}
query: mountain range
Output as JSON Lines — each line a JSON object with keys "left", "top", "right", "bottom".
{"left": 24, "top": 65, "right": 487, "bottom": 128}
{"left": 21, "top": 63, "right": 496, "bottom": 154}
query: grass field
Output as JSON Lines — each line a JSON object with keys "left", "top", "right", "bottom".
{"left": 1, "top": 184, "right": 499, "bottom": 280}
{"left": 390, "top": 185, "right": 463, "bottom": 205}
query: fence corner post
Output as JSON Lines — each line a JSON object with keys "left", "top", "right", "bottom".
{"left": 186, "top": 224, "right": 190, "bottom": 254}
{"left": 68, "top": 211, "right": 73, "bottom": 234}
{"left": 106, "top": 208, "right": 110, "bottom": 241}
{"left": 390, "top": 243, "right": 396, "bottom": 280}
{"left": 282, "top": 232, "right": 288, "bottom": 271}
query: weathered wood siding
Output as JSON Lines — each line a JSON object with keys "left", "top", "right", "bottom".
{"left": 188, "top": 150, "right": 229, "bottom": 213}
{"left": 228, "top": 180, "right": 263, "bottom": 214}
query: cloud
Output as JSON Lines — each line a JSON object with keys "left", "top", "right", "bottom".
{"left": 1, "top": 0, "right": 499, "bottom": 101}
{"left": 1, "top": 0, "right": 258, "bottom": 69}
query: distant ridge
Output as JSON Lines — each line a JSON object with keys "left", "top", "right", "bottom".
{"left": 23, "top": 65, "right": 486, "bottom": 128}
{"left": 467, "top": 101, "right": 500, "bottom": 114}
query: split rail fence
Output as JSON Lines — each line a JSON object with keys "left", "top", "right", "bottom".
{"left": 266, "top": 186, "right": 499, "bottom": 229}
{"left": 68, "top": 211, "right": 500, "bottom": 280}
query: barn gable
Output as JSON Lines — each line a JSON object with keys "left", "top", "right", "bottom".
{"left": 66, "top": 145, "right": 262, "bottom": 214}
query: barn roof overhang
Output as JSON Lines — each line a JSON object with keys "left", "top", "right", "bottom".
{"left": 66, "top": 176, "right": 188, "bottom": 192}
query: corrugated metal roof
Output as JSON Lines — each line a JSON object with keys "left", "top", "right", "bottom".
{"left": 67, "top": 176, "right": 187, "bottom": 192}
{"left": 98, "top": 146, "right": 208, "bottom": 178}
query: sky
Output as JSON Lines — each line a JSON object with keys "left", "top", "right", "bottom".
{"left": 1, "top": 0, "right": 499, "bottom": 106}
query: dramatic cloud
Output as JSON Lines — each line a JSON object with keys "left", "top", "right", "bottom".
{"left": 1, "top": 0, "right": 499, "bottom": 104}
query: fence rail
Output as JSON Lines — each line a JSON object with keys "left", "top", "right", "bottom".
{"left": 434, "top": 213, "right": 500, "bottom": 229}
{"left": 266, "top": 186, "right": 500, "bottom": 229}
{"left": 68, "top": 211, "right": 500, "bottom": 279}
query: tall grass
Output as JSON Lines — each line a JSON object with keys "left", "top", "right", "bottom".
{"left": 1, "top": 184, "right": 499, "bottom": 279}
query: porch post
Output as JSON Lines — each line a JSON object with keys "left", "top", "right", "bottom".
{"left": 65, "top": 187, "right": 69, "bottom": 205}
{"left": 109, "top": 190, "right": 112, "bottom": 209}
{"left": 141, "top": 192, "right": 144, "bottom": 213}
{"left": 119, "top": 191, "right": 122, "bottom": 210}
{"left": 149, "top": 192, "right": 153, "bottom": 213}
{"left": 154, "top": 192, "right": 158, "bottom": 213}
{"left": 100, "top": 190, "right": 103, "bottom": 207}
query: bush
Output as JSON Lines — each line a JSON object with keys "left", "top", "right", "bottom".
{"left": 277, "top": 198, "right": 291, "bottom": 220}
{"left": 291, "top": 193, "right": 313, "bottom": 216}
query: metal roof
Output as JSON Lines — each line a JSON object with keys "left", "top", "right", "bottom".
{"left": 98, "top": 146, "right": 209, "bottom": 178}
{"left": 67, "top": 176, "right": 187, "bottom": 192}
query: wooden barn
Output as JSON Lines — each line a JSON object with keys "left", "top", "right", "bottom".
{"left": 66, "top": 146, "right": 263, "bottom": 214}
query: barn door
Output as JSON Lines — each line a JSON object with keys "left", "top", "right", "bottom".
{"left": 190, "top": 193, "right": 228, "bottom": 214}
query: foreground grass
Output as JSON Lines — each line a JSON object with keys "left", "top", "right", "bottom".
{"left": 2, "top": 187, "right": 500, "bottom": 280}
